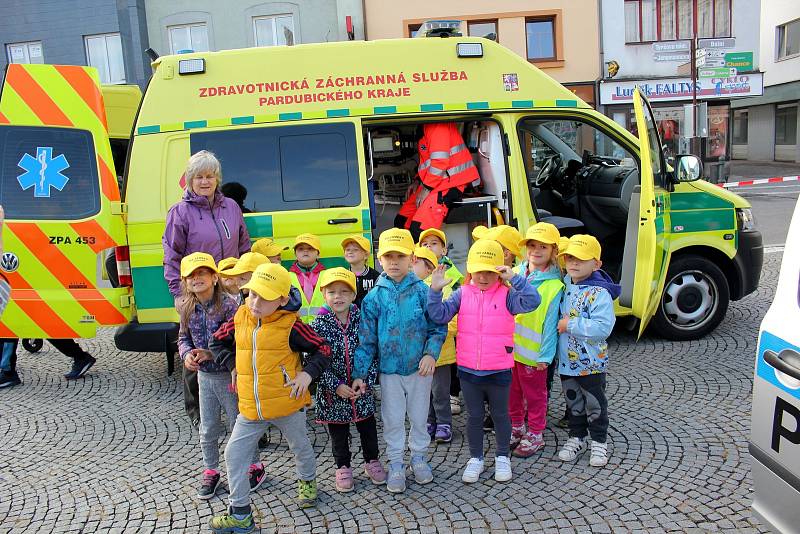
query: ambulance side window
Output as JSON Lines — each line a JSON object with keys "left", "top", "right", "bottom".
{"left": 191, "top": 123, "right": 360, "bottom": 212}
{"left": 0, "top": 126, "right": 101, "bottom": 220}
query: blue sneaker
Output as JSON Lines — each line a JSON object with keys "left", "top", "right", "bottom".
{"left": 386, "top": 462, "right": 406, "bottom": 493}
{"left": 410, "top": 455, "right": 433, "bottom": 484}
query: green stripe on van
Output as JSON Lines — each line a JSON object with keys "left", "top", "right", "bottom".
{"left": 374, "top": 106, "right": 397, "bottom": 114}
{"left": 467, "top": 101, "right": 490, "bottom": 110}
{"left": 327, "top": 109, "right": 350, "bottom": 117}
{"left": 420, "top": 104, "right": 444, "bottom": 112}
{"left": 361, "top": 208, "right": 371, "bottom": 231}
{"left": 556, "top": 100, "right": 578, "bottom": 107}
{"left": 512, "top": 100, "right": 535, "bottom": 108}
{"left": 279, "top": 112, "right": 302, "bottom": 121}
{"left": 137, "top": 125, "right": 160, "bottom": 134}
{"left": 245, "top": 215, "right": 274, "bottom": 237}
{"left": 131, "top": 266, "right": 174, "bottom": 310}
{"left": 231, "top": 116, "right": 255, "bottom": 125}
{"left": 184, "top": 120, "right": 207, "bottom": 129}
{"left": 670, "top": 210, "right": 735, "bottom": 233}
{"left": 670, "top": 191, "right": 732, "bottom": 211}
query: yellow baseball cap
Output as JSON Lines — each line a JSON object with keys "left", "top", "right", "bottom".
{"left": 226, "top": 252, "right": 269, "bottom": 276}
{"left": 418, "top": 228, "right": 447, "bottom": 246}
{"left": 341, "top": 235, "right": 371, "bottom": 253}
{"left": 319, "top": 267, "right": 357, "bottom": 293}
{"left": 377, "top": 228, "right": 414, "bottom": 257}
{"left": 180, "top": 252, "right": 218, "bottom": 278}
{"left": 242, "top": 263, "right": 292, "bottom": 300}
{"left": 558, "top": 236, "right": 570, "bottom": 254}
{"left": 467, "top": 239, "right": 504, "bottom": 274}
{"left": 217, "top": 257, "right": 239, "bottom": 275}
{"left": 559, "top": 234, "right": 602, "bottom": 261}
{"left": 483, "top": 225, "right": 523, "bottom": 257}
{"left": 294, "top": 233, "right": 321, "bottom": 252}
{"left": 520, "top": 222, "right": 561, "bottom": 247}
{"left": 252, "top": 238, "right": 288, "bottom": 257}
{"left": 471, "top": 225, "right": 489, "bottom": 240}
{"left": 413, "top": 246, "right": 438, "bottom": 269}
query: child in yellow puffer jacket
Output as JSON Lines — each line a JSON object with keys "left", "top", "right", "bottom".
{"left": 413, "top": 246, "right": 457, "bottom": 444}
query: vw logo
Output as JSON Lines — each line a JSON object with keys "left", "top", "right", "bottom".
{"left": 1, "top": 252, "right": 19, "bottom": 273}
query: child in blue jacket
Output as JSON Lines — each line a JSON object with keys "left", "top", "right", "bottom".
{"left": 556, "top": 235, "right": 621, "bottom": 468}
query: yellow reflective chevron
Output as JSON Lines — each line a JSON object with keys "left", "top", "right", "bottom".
{"left": 289, "top": 271, "right": 326, "bottom": 324}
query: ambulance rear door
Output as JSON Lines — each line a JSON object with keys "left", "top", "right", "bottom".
{"left": 0, "top": 64, "right": 130, "bottom": 339}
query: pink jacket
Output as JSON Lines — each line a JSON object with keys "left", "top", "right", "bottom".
{"left": 456, "top": 282, "right": 516, "bottom": 371}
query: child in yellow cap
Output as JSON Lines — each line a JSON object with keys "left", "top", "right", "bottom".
{"left": 509, "top": 223, "right": 565, "bottom": 458}
{"left": 474, "top": 225, "right": 523, "bottom": 268}
{"left": 418, "top": 228, "right": 464, "bottom": 288}
{"left": 412, "top": 246, "right": 458, "bottom": 444}
{"left": 290, "top": 233, "right": 326, "bottom": 323}
{"left": 251, "top": 237, "right": 289, "bottom": 264}
{"left": 209, "top": 264, "right": 332, "bottom": 530}
{"left": 427, "top": 239, "right": 540, "bottom": 484}
{"left": 341, "top": 234, "right": 379, "bottom": 307}
{"left": 556, "top": 234, "right": 621, "bottom": 468}
{"left": 350, "top": 228, "right": 447, "bottom": 494}
{"left": 177, "top": 253, "right": 257, "bottom": 502}
{"left": 310, "top": 268, "right": 386, "bottom": 492}
{"left": 217, "top": 257, "right": 240, "bottom": 296}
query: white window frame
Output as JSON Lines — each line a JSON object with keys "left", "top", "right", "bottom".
{"left": 777, "top": 18, "right": 800, "bottom": 61}
{"left": 6, "top": 41, "right": 44, "bottom": 64}
{"left": 84, "top": 33, "right": 126, "bottom": 85}
{"left": 168, "top": 23, "right": 209, "bottom": 54}
{"left": 253, "top": 15, "right": 296, "bottom": 47}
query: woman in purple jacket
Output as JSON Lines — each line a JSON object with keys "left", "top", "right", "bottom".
{"left": 163, "top": 150, "right": 250, "bottom": 426}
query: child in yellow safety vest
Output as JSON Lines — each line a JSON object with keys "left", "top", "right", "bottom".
{"left": 208, "top": 264, "right": 332, "bottom": 532}
{"left": 289, "top": 233, "right": 326, "bottom": 323}
{"left": 509, "top": 223, "right": 565, "bottom": 458}
{"left": 412, "top": 247, "right": 457, "bottom": 444}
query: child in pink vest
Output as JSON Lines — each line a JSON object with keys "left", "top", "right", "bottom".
{"left": 428, "top": 239, "right": 540, "bottom": 484}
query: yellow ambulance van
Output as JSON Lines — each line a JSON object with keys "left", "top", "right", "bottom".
{"left": 0, "top": 36, "right": 763, "bottom": 355}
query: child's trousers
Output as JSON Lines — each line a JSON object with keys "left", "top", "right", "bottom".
{"left": 427, "top": 364, "right": 452, "bottom": 426}
{"left": 380, "top": 372, "right": 433, "bottom": 464}
{"left": 327, "top": 416, "right": 380, "bottom": 468}
{"left": 508, "top": 361, "right": 548, "bottom": 434}
{"left": 459, "top": 369, "right": 512, "bottom": 459}
{"left": 198, "top": 371, "right": 258, "bottom": 471}
{"left": 224, "top": 410, "right": 315, "bottom": 508}
{"left": 561, "top": 374, "right": 609, "bottom": 443}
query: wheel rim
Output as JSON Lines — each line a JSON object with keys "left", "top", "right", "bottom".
{"left": 660, "top": 270, "right": 718, "bottom": 331}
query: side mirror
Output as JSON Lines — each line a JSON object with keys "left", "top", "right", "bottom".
{"left": 674, "top": 154, "right": 702, "bottom": 182}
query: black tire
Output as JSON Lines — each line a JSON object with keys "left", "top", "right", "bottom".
{"left": 22, "top": 338, "right": 44, "bottom": 353}
{"left": 650, "top": 255, "right": 730, "bottom": 341}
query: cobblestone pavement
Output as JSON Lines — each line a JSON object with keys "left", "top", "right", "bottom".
{"left": 0, "top": 254, "right": 780, "bottom": 533}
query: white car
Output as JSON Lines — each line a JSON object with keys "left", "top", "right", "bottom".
{"left": 751, "top": 196, "right": 800, "bottom": 533}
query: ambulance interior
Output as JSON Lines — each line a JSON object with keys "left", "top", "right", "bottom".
{"left": 365, "top": 118, "right": 640, "bottom": 282}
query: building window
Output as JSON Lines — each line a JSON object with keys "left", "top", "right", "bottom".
{"left": 254, "top": 15, "right": 295, "bottom": 47}
{"left": 732, "top": 110, "right": 748, "bottom": 144}
{"left": 84, "top": 33, "right": 125, "bottom": 84}
{"left": 625, "top": 0, "right": 731, "bottom": 42}
{"left": 526, "top": 18, "right": 556, "bottom": 61}
{"left": 407, "top": 23, "right": 422, "bottom": 38}
{"left": 6, "top": 41, "right": 43, "bottom": 64}
{"left": 168, "top": 23, "right": 209, "bottom": 54}
{"left": 467, "top": 20, "right": 497, "bottom": 41}
{"left": 777, "top": 18, "right": 800, "bottom": 60}
{"left": 775, "top": 104, "right": 798, "bottom": 145}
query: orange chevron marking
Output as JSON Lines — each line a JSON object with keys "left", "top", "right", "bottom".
{"left": 54, "top": 65, "right": 108, "bottom": 131}
{"left": 98, "top": 155, "right": 121, "bottom": 202}
{"left": 69, "top": 219, "right": 117, "bottom": 254}
{"left": 0, "top": 111, "right": 8, "bottom": 124}
{"left": 6, "top": 65, "right": 72, "bottom": 127}
{"left": 16, "top": 299, "right": 79, "bottom": 338}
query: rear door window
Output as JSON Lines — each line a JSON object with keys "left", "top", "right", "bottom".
{"left": 191, "top": 122, "right": 360, "bottom": 212}
{"left": 0, "top": 126, "right": 100, "bottom": 220}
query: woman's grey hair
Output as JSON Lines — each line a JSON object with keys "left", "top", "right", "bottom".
{"left": 185, "top": 150, "right": 222, "bottom": 193}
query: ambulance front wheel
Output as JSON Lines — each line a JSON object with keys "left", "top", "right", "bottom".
{"left": 22, "top": 338, "right": 44, "bottom": 353}
{"left": 651, "top": 255, "right": 730, "bottom": 341}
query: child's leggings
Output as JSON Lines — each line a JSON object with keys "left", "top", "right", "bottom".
{"left": 508, "top": 361, "right": 548, "bottom": 434}
{"left": 327, "top": 416, "right": 380, "bottom": 468}
{"left": 428, "top": 364, "right": 452, "bottom": 427}
{"left": 459, "top": 369, "right": 512, "bottom": 459}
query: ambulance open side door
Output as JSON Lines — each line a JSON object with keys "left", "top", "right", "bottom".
{"left": 631, "top": 88, "right": 671, "bottom": 337}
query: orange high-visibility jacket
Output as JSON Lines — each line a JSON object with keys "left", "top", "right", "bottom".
{"left": 417, "top": 123, "right": 480, "bottom": 191}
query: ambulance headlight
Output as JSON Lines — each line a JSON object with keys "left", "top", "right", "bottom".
{"left": 179, "top": 58, "right": 205, "bottom": 75}
{"left": 457, "top": 43, "right": 483, "bottom": 58}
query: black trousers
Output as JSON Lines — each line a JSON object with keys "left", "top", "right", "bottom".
{"left": 327, "top": 416, "right": 379, "bottom": 468}
{"left": 182, "top": 366, "right": 201, "bottom": 424}
{"left": 48, "top": 339, "right": 91, "bottom": 360}
{"left": 561, "top": 374, "right": 609, "bottom": 443}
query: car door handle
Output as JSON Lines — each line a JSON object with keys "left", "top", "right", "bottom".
{"left": 764, "top": 349, "right": 800, "bottom": 381}
{"left": 327, "top": 218, "right": 358, "bottom": 225}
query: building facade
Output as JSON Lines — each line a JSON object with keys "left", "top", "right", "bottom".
{"left": 144, "top": 0, "right": 365, "bottom": 57}
{"left": 730, "top": 0, "right": 799, "bottom": 162}
{"left": 0, "top": 0, "right": 150, "bottom": 88}
{"left": 363, "top": 0, "right": 601, "bottom": 107}
{"left": 600, "top": 0, "right": 762, "bottom": 178}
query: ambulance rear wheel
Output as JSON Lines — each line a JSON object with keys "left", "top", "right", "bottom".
{"left": 22, "top": 338, "right": 44, "bottom": 353}
{"left": 651, "top": 255, "right": 729, "bottom": 341}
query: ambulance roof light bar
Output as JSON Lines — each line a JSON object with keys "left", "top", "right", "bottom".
{"left": 178, "top": 58, "right": 205, "bottom": 75}
{"left": 457, "top": 43, "right": 484, "bottom": 58}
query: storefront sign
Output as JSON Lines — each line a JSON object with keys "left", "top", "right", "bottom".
{"left": 725, "top": 52, "right": 753, "bottom": 71}
{"left": 599, "top": 73, "right": 763, "bottom": 104}
{"left": 653, "top": 41, "right": 691, "bottom": 52}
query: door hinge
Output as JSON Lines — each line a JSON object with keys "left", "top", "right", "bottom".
{"left": 111, "top": 202, "right": 128, "bottom": 215}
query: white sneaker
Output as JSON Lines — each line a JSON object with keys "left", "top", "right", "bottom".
{"left": 589, "top": 441, "right": 608, "bottom": 467}
{"left": 494, "top": 456, "right": 512, "bottom": 482}
{"left": 461, "top": 457, "right": 484, "bottom": 483}
{"left": 450, "top": 395, "right": 462, "bottom": 415}
{"left": 558, "top": 437, "right": 588, "bottom": 462}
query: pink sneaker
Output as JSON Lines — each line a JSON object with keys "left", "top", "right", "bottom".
{"left": 513, "top": 432, "right": 545, "bottom": 458}
{"left": 335, "top": 466, "right": 354, "bottom": 492}
{"left": 510, "top": 425, "right": 525, "bottom": 449}
{"left": 364, "top": 459, "right": 387, "bottom": 485}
